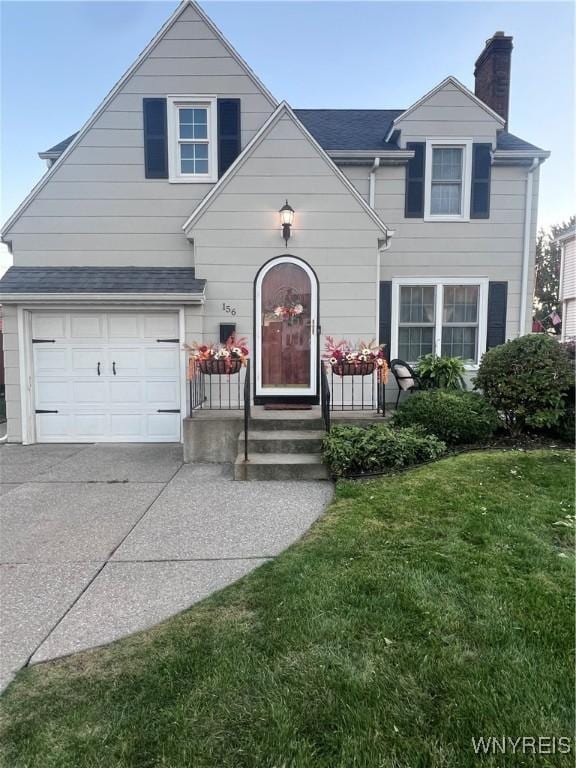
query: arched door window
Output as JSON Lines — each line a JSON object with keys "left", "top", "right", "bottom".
{"left": 255, "top": 257, "right": 318, "bottom": 397}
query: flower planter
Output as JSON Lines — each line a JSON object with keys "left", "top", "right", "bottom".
{"left": 199, "top": 359, "right": 242, "bottom": 375}
{"left": 332, "top": 361, "right": 375, "bottom": 377}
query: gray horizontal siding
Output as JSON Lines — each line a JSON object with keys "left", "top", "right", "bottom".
{"left": 162, "top": 19, "right": 216, "bottom": 40}
{"left": 193, "top": 113, "right": 381, "bottom": 343}
{"left": 106, "top": 91, "right": 271, "bottom": 114}
{"left": 396, "top": 81, "right": 499, "bottom": 145}
{"left": 12, "top": 251, "right": 194, "bottom": 267}
{"left": 3, "top": 1, "right": 275, "bottom": 268}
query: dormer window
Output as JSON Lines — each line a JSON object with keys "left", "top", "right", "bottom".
{"left": 424, "top": 139, "right": 472, "bottom": 221}
{"left": 167, "top": 96, "right": 218, "bottom": 183}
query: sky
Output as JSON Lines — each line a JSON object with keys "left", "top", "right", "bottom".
{"left": 0, "top": 0, "right": 574, "bottom": 274}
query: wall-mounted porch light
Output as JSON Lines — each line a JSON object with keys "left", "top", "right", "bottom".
{"left": 279, "top": 200, "right": 294, "bottom": 246}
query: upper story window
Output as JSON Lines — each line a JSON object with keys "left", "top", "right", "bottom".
{"left": 424, "top": 139, "right": 472, "bottom": 221}
{"left": 167, "top": 96, "right": 217, "bottom": 183}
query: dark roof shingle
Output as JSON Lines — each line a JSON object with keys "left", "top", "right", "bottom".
{"left": 494, "top": 131, "right": 544, "bottom": 152}
{"left": 0, "top": 267, "right": 206, "bottom": 294}
{"left": 40, "top": 133, "right": 78, "bottom": 156}
{"left": 294, "top": 109, "right": 404, "bottom": 150}
{"left": 40, "top": 115, "right": 544, "bottom": 159}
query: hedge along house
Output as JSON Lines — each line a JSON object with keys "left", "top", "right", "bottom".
{"left": 0, "top": 2, "right": 548, "bottom": 447}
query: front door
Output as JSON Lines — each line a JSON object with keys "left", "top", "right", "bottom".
{"left": 255, "top": 256, "right": 318, "bottom": 399}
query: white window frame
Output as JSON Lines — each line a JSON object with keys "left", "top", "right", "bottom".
{"left": 424, "top": 138, "right": 472, "bottom": 222}
{"left": 391, "top": 277, "right": 489, "bottom": 369}
{"left": 167, "top": 95, "right": 218, "bottom": 183}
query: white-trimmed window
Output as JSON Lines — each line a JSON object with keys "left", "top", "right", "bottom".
{"left": 167, "top": 96, "right": 217, "bottom": 183}
{"left": 424, "top": 139, "right": 472, "bottom": 221}
{"left": 392, "top": 278, "right": 488, "bottom": 367}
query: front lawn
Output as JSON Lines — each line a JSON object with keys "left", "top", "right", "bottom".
{"left": 0, "top": 450, "right": 574, "bottom": 767}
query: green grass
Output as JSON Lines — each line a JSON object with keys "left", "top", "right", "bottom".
{"left": 1, "top": 450, "right": 574, "bottom": 768}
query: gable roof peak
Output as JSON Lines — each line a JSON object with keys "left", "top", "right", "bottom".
{"left": 182, "top": 100, "right": 391, "bottom": 236}
{"left": 392, "top": 75, "right": 506, "bottom": 130}
{"left": 2, "top": 0, "right": 277, "bottom": 237}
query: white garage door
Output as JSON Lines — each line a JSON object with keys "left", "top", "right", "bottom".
{"left": 32, "top": 311, "right": 181, "bottom": 443}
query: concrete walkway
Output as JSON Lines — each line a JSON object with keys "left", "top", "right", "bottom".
{"left": 0, "top": 443, "right": 333, "bottom": 691}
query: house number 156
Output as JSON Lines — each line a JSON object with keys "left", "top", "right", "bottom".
{"left": 222, "top": 303, "right": 237, "bottom": 316}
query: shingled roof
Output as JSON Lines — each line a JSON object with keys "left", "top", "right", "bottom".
{"left": 38, "top": 133, "right": 79, "bottom": 159}
{"left": 0, "top": 267, "right": 206, "bottom": 294}
{"left": 38, "top": 115, "right": 544, "bottom": 160}
{"left": 294, "top": 109, "right": 404, "bottom": 151}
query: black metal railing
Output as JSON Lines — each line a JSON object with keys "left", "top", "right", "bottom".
{"left": 328, "top": 365, "right": 386, "bottom": 416}
{"left": 243, "top": 359, "right": 251, "bottom": 461}
{"left": 189, "top": 360, "right": 248, "bottom": 413}
{"left": 320, "top": 361, "right": 331, "bottom": 432}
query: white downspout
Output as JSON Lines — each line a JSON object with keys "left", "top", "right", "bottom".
{"left": 559, "top": 241, "right": 566, "bottom": 341}
{"left": 369, "top": 157, "right": 380, "bottom": 209}
{"left": 519, "top": 158, "right": 540, "bottom": 335}
{"left": 370, "top": 157, "right": 383, "bottom": 341}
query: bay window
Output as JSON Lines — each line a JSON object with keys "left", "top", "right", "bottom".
{"left": 167, "top": 96, "right": 217, "bottom": 182}
{"left": 393, "top": 279, "right": 487, "bottom": 366}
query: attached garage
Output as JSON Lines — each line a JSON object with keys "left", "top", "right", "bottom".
{"left": 33, "top": 311, "right": 182, "bottom": 442}
{"left": 0, "top": 267, "right": 206, "bottom": 444}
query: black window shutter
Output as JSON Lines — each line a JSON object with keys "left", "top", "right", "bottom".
{"left": 379, "top": 281, "right": 392, "bottom": 361}
{"left": 143, "top": 98, "right": 168, "bottom": 179}
{"left": 471, "top": 143, "right": 491, "bottom": 219}
{"left": 405, "top": 142, "right": 425, "bottom": 218}
{"left": 486, "top": 281, "right": 508, "bottom": 349}
{"left": 218, "top": 99, "right": 241, "bottom": 177}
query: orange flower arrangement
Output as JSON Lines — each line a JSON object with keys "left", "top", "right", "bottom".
{"left": 324, "top": 337, "right": 389, "bottom": 382}
{"left": 185, "top": 336, "right": 249, "bottom": 378}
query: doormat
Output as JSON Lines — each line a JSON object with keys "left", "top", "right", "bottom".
{"left": 263, "top": 404, "right": 313, "bottom": 411}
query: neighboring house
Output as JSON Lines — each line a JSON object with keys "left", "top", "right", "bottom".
{"left": 0, "top": 310, "right": 4, "bottom": 399}
{"left": 556, "top": 225, "right": 576, "bottom": 341}
{"left": 0, "top": 1, "right": 549, "bottom": 444}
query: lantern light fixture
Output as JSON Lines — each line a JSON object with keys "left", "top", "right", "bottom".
{"left": 279, "top": 200, "right": 294, "bottom": 246}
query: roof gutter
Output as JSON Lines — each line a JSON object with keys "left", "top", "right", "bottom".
{"left": 328, "top": 149, "right": 414, "bottom": 165}
{"left": 519, "top": 157, "right": 542, "bottom": 335}
{"left": 492, "top": 149, "right": 550, "bottom": 164}
{"left": 0, "top": 292, "right": 206, "bottom": 304}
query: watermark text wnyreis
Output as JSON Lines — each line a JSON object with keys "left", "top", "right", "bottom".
{"left": 471, "top": 736, "right": 573, "bottom": 755}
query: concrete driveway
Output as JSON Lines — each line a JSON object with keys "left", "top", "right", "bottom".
{"left": 0, "top": 443, "right": 332, "bottom": 691}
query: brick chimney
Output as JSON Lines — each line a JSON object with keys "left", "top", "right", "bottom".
{"left": 474, "top": 31, "right": 513, "bottom": 128}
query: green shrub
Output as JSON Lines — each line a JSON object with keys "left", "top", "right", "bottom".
{"left": 393, "top": 390, "right": 499, "bottom": 445}
{"left": 322, "top": 424, "right": 446, "bottom": 477}
{"left": 416, "top": 354, "right": 466, "bottom": 390}
{"left": 474, "top": 334, "right": 573, "bottom": 435}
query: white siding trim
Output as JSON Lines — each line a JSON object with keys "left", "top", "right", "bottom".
{"left": 17, "top": 308, "right": 34, "bottom": 444}
{"left": 390, "top": 276, "right": 489, "bottom": 369}
{"left": 1, "top": 0, "right": 277, "bottom": 237}
{"left": 0, "top": 293, "right": 204, "bottom": 304}
{"left": 179, "top": 307, "right": 187, "bottom": 442}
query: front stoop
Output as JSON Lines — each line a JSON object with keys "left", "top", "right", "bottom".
{"left": 234, "top": 413, "right": 330, "bottom": 480}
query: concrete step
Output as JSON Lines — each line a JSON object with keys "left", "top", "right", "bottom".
{"left": 234, "top": 453, "right": 330, "bottom": 481}
{"left": 249, "top": 416, "right": 325, "bottom": 431}
{"left": 239, "top": 429, "right": 325, "bottom": 454}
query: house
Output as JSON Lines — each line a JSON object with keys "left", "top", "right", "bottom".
{"left": 556, "top": 225, "right": 576, "bottom": 341}
{"left": 0, "top": 1, "right": 549, "bottom": 446}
